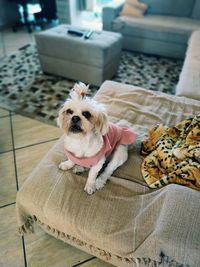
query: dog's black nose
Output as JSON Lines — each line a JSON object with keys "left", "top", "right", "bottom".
{"left": 71, "top": 116, "right": 80, "bottom": 123}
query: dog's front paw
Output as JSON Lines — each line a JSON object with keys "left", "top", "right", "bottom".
{"left": 59, "top": 160, "right": 74, "bottom": 171}
{"left": 95, "top": 174, "right": 108, "bottom": 191}
{"left": 84, "top": 183, "right": 96, "bottom": 195}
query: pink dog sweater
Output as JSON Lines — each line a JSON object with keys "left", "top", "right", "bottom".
{"left": 64, "top": 122, "right": 137, "bottom": 168}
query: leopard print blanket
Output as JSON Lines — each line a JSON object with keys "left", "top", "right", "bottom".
{"left": 140, "top": 114, "right": 200, "bottom": 191}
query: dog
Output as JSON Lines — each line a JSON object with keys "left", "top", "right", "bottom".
{"left": 57, "top": 82, "right": 138, "bottom": 194}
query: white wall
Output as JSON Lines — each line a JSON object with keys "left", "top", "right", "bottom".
{"left": 56, "top": 0, "right": 83, "bottom": 26}
{"left": 69, "top": 0, "right": 82, "bottom": 26}
{"left": 56, "top": 0, "right": 71, "bottom": 24}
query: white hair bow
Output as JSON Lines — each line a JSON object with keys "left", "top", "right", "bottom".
{"left": 70, "top": 82, "right": 89, "bottom": 100}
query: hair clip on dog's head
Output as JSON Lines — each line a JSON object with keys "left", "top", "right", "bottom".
{"left": 70, "top": 82, "right": 89, "bottom": 100}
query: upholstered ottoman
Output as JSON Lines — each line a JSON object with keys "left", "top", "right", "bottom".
{"left": 35, "top": 25, "right": 122, "bottom": 86}
{"left": 16, "top": 81, "right": 200, "bottom": 267}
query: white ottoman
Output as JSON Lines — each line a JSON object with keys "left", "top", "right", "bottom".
{"left": 35, "top": 25, "right": 123, "bottom": 86}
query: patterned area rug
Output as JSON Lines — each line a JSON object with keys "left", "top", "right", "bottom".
{"left": 0, "top": 44, "right": 183, "bottom": 126}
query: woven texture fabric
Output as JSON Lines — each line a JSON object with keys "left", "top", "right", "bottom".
{"left": 16, "top": 81, "right": 200, "bottom": 267}
{"left": 141, "top": 115, "right": 200, "bottom": 190}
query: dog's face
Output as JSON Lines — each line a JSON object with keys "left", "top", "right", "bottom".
{"left": 57, "top": 97, "right": 108, "bottom": 137}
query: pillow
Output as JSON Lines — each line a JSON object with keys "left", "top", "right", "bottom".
{"left": 120, "top": 0, "right": 148, "bottom": 18}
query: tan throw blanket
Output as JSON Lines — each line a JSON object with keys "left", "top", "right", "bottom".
{"left": 141, "top": 114, "right": 200, "bottom": 191}
{"left": 16, "top": 82, "right": 200, "bottom": 267}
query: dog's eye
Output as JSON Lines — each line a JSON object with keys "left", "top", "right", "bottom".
{"left": 82, "top": 111, "right": 91, "bottom": 119}
{"left": 66, "top": 109, "right": 73, "bottom": 115}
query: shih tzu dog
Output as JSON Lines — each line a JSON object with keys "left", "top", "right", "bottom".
{"left": 57, "top": 82, "right": 137, "bottom": 194}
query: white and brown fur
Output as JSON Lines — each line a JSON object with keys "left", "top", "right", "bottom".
{"left": 57, "top": 83, "right": 129, "bottom": 194}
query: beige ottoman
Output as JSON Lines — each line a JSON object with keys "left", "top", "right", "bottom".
{"left": 35, "top": 25, "right": 122, "bottom": 86}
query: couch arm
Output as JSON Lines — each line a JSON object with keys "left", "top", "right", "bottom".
{"left": 102, "top": 0, "right": 125, "bottom": 31}
{"left": 176, "top": 31, "right": 200, "bottom": 101}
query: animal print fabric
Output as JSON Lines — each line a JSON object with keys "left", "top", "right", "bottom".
{"left": 141, "top": 115, "right": 200, "bottom": 191}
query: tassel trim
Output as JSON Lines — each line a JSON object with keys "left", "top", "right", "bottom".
{"left": 18, "top": 216, "right": 191, "bottom": 267}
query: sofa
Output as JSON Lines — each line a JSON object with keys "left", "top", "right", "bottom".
{"left": 103, "top": 0, "right": 200, "bottom": 59}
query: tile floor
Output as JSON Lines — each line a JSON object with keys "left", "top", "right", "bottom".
{"left": 0, "top": 27, "right": 113, "bottom": 267}
{"left": 0, "top": 107, "right": 113, "bottom": 267}
{"left": 0, "top": 27, "right": 35, "bottom": 58}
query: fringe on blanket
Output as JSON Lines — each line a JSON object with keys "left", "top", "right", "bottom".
{"left": 18, "top": 216, "right": 191, "bottom": 267}
{"left": 18, "top": 216, "right": 36, "bottom": 234}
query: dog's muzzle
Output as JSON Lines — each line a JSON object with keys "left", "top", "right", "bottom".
{"left": 70, "top": 116, "right": 82, "bottom": 133}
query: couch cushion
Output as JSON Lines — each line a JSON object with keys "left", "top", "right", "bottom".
{"left": 114, "top": 15, "right": 200, "bottom": 44}
{"left": 142, "top": 0, "right": 195, "bottom": 17}
{"left": 191, "top": 0, "right": 200, "bottom": 19}
{"left": 16, "top": 81, "right": 200, "bottom": 267}
{"left": 176, "top": 31, "right": 200, "bottom": 100}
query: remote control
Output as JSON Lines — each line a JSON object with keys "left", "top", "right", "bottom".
{"left": 68, "top": 29, "right": 84, "bottom": 36}
{"left": 84, "top": 30, "right": 94, "bottom": 39}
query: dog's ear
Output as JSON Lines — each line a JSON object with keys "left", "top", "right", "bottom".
{"left": 95, "top": 112, "right": 109, "bottom": 136}
{"left": 57, "top": 108, "right": 64, "bottom": 128}
{"left": 57, "top": 117, "right": 62, "bottom": 128}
